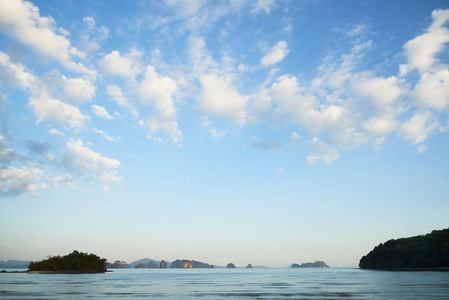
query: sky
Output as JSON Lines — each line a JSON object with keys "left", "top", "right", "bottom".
{"left": 0, "top": 0, "right": 448, "bottom": 268}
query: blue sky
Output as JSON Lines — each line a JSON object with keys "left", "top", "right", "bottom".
{"left": 0, "top": 0, "right": 448, "bottom": 267}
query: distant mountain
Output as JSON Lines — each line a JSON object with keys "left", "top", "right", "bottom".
{"left": 128, "top": 258, "right": 171, "bottom": 268}
{"left": 0, "top": 260, "right": 31, "bottom": 268}
{"left": 291, "top": 261, "right": 329, "bottom": 268}
{"left": 359, "top": 228, "right": 449, "bottom": 270}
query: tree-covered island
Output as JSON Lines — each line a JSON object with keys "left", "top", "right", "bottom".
{"left": 28, "top": 250, "right": 107, "bottom": 273}
{"left": 359, "top": 228, "right": 449, "bottom": 270}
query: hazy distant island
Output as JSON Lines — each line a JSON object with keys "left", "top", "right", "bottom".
{"left": 106, "top": 260, "right": 130, "bottom": 269}
{"left": 359, "top": 228, "right": 449, "bottom": 270}
{"left": 226, "top": 263, "right": 236, "bottom": 268}
{"left": 291, "top": 261, "right": 329, "bottom": 268}
{"left": 0, "top": 260, "right": 31, "bottom": 269}
{"left": 28, "top": 250, "right": 107, "bottom": 273}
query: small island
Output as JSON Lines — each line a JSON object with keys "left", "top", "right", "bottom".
{"left": 359, "top": 228, "right": 449, "bottom": 270}
{"left": 106, "top": 260, "right": 130, "bottom": 269}
{"left": 28, "top": 250, "right": 107, "bottom": 273}
{"left": 291, "top": 261, "right": 329, "bottom": 268}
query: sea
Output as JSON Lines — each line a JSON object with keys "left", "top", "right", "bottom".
{"left": 1, "top": 268, "right": 449, "bottom": 299}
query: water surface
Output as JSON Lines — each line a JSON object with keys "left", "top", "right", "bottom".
{"left": 1, "top": 268, "right": 448, "bottom": 299}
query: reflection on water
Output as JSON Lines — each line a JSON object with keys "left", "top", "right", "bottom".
{"left": 1, "top": 268, "right": 449, "bottom": 299}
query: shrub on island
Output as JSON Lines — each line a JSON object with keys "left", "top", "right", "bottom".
{"left": 28, "top": 250, "right": 107, "bottom": 273}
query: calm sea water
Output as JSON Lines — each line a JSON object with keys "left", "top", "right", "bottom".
{"left": 1, "top": 268, "right": 449, "bottom": 299}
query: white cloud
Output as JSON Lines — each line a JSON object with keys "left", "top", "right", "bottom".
{"left": 400, "top": 9, "right": 449, "bottom": 75}
{"left": 102, "top": 185, "right": 111, "bottom": 192}
{"left": 48, "top": 128, "right": 65, "bottom": 136}
{"left": 251, "top": 0, "right": 277, "bottom": 15}
{"left": 165, "top": 0, "right": 205, "bottom": 18}
{"left": 53, "top": 174, "right": 73, "bottom": 188}
{"left": 306, "top": 138, "right": 339, "bottom": 164}
{"left": 100, "top": 50, "right": 141, "bottom": 79}
{"left": 0, "top": 51, "right": 90, "bottom": 128}
{"left": 399, "top": 111, "right": 439, "bottom": 144}
{"left": 67, "top": 138, "right": 120, "bottom": 169}
{"left": 362, "top": 117, "right": 398, "bottom": 136}
{"left": 198, "top": 72, "right": 249, "bottom": 123}
{"left": 91, "top": 105, "right": 114, "bottom": 120}
{"left": 107, "top": 85, "right": 132, "bottom": 108}
{"left": 0, "top": 166, "right": 42, "bottom": 197}
{"left": 136, "top": 65, "right": 182, "bottom": 143}
{"left": 207, "top": 127, "right": 227, "bottom": 137}
{"left": 351, "top": 73, "right": 404, "bottom": 117}
{"left": 0, "top": 51, "right": 38, "bottom": 90}
{"left": 79, "top": 16, "right": 109, "bottom": 53}
{"left": 372, "top": 136, "right": 386, "bottom": 150}
{"left": 417, "top": 144, "right": 426, "bottom": 153}
{"left": 277, "top": 168, "right": 285, "bottom": 174}
{"left": 0, "top": 0, "right": 93, "bottom": 75}
{"left": 65, "top": 138, "right": 122, "bottom": 183}
{"left": 93, "top": 128, "right": 116, "bottom": 142}
{"left": 270, "top": 74, "right": 367, "bottom": 147}
{"left": 189, "top": 36, "right": 217, "bottom": 75}
{"left": 345, "top": 24, "right": 368, "bottom": 37}
{"left": 290, "top": 131, "right": 300, "bottom": 146}
{"left": 29, "top": 96, "right": 90, "bottom": 128}
{"left": 412, "top": 67, "right": 449, "bottom": 109}
{"left": 145, "top": 135, "right": 163, "bottom": 143}
{"left": 61, "top": 77, "right": 96, "bottom": 104}
{"left": 260, "top": 41, "right": 289, "bottom": 66}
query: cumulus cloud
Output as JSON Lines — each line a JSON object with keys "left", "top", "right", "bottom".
{"left": 306, "top": 138, "right": 339, "bottom": 164}
{"left": 53, "top": 174, "right": 73, "bottom": 188}
{"left": 29, "top": 96, "right": 89, "bottom": 128}
{"left": 65, "top": 138, "right": 121, "bottom": 182}
{"left": 100, "top": 50, "right": 142, "bottom": 79}
{"left": 270, "top": 74, "right": 367, "bottom": 147}
{"left": 362, "top": 117, "right": 398, "bottom": 136}
{"left": 350, "top": 73, "right": 405, "bottom": 117}
{"left": 107, "top": 85, "right": 132, "bottom": 108}
{"left": 260, "top": 41, "right": 289, "bottom": 66}
{"left": 0, "top": 0, "right": 93, "bottom": 75}
{"left": 198, "top": 72, "right": 249, "bottom": 123}
{"left": 399, "top": 111, "right": 440, "bottom": 144}
{"left": 135, "top": 65, "right": 182, "bottom": 143}
{"left": 412, "top": 67, "right": 449, "bottom": 109}
{"left": 60, "top": 77, "right": 96, "bottom": 104}
{"left": 400, "top": 9, "right": 449, "bottom": 75}
{"left": 91, "top": 105, "right": 114, "bottom": 120}
{"left": 207, "top": 127, "right": 227, "bottom": 138}
{"left": 0, "top": 166, "right": 42, "bottom": 197}
{"left": 0, "top": 51, "right": 90, "bottom": 128}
